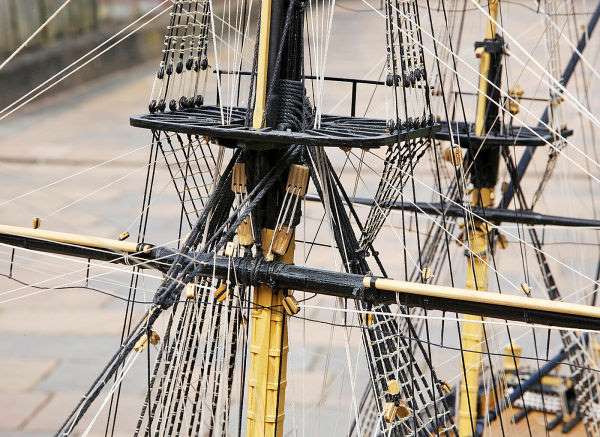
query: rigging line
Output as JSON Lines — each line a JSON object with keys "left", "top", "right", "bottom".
{"left": 208, "top": 0, "right": 225, "bottom": 123}
{"left": 0, "top": 272, "right": 159, "bottom": 304}
{"left": 383, "top": 0, "right": 410, "bottom": 290}
{"left": 0, "top": 231, "right": 198, "bottom": 301}
{"left": 0, "top": 136, "right": 168, "bottom": 208}
{"left": 300, "top": 303, "right": 600, "bottom": 337}
{"left": 105, "top": 135, "right": 161, "bottom": 437}
{"left": 80, "top": 351, "right": 142, "bottom": 436}
{"left": 320, "top": 152, "right": 352, "bottom": 276}
{"left": 160, "top": 300, "right": 197, "bottom": 434}
{"left": 174, "top": 3, "right": 258, "bottom": 66}
{"left": 0, "top": 245, "right": 169, "bottom": 296}
{"left": 56, "top": 309, "right": 156, "bottom": 436}
{"left": 466, "top": 0, "right": 600, "bottom": 135}
{"left": 370, "top": 0, "right": 600, "bottom": 186}
{"left": 340, "top": 307, "right": 365, "bottom": 437}
{"left": 163, "top": 136, "right": 204, "bottom": 222}
{"left": 301, "top": 152, "right": 355, "bottom": 264}
{"left": 0, "top": 262, "right": 160, "bottom": 306}
{"left": 0, "top": 250, "right": 165, "bottom": 296}
{"left": 360, "top": 149, "right": 600, "bottom": 300}
{"left": 348, "top": 151, "right": 523, "bottom": 292}
{"left": 418, "top": 0, "right": 597, "bottom": 15}
{"left": 497, "top": 152, "right": 543, "bottom": 434}
{"left": 481, "top": 159, "right": 536, "bottom": 437}
{"left": 371, "top": 0, "right": 600, "bottom": 187}
{"left": 530, "top": 325, "right": 551, "bottom": 435}
{"left": 45, "top": 160, "right": 156, "bottom": 218}
{"left": 423, "top": 0, "right": 471, "bottom": 362}
{"left": 342, "top": 155, "right": 421, "bottom": 272}
{"left": 406, "top": 4, "right": 448, "bottom": 417}
{"left": 0, "top": 0, "right": 73, "bottom": 71}
{"left": 141, "top": 300, "right": 188, "bottom": 435}
{"left": 329, "top": 155, "right": 388, "bottom": 277}
{"left": 0, "top": 1, "right": 172, "bottom": 119}
{"left": 543, "top": 5, "right": 600, "bottom": 86}
{"left": 0, "top": 253, "right": 147, "bottom": 295}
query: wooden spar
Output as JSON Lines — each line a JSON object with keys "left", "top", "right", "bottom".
{"left": 474, "top": 0, "right": 499, "bottom": 136}
{"left": 364, "top": 277, "right": 600, "bottom": 323}
{"left": 245, "top": 1, "right": 291, "bottom": 435}
{"left": 459, "top": 0, "right": 500, "bottom": 434}
{"left": 247, "top": 230, "right": 292, "bottom": 437}
{"left": 0, "top": 224, "right": 152, "bottom": 254}
{"left": 303, "top": 194, "right": 600, "bottom": 227}
{"left": 3, "top": 225, "right": 600, "bottom": 330}
{"left": 251, "top": 0, "right": 273, "bottom": 129}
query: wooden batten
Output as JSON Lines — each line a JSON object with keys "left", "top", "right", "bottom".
{"left": 364, "top": 277, "right": 600, "bottom": 322}
{"left": 0, "top": 224, "right": 151, "bottom": 254}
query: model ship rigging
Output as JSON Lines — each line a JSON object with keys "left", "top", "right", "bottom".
{"left": 2, "top": 0, "right": 600, "bottom": 435}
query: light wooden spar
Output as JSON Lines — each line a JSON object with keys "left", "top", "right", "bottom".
{"left": 247, "top": 230, "right": 293, "bottom": 437}
{"left": 3, "top": 224, "right": 600, "bottom": 324}
{"left": 458, "top": 1, "right": 500, "bottom": 435}
{"left": 0, "top": 224, "right": 152, "bottom": 254}
{"left": 252, "top": 0, "right": 273, "bottom": 130}
{"left": 246, "top": 2, "right": 291, "bottom": 436}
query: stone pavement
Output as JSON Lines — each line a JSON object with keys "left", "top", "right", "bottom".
{"left": 0, "top": 61, "right": 157, "bottom": 435}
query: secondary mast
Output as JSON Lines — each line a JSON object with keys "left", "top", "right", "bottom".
{"left": 244, "top": 1, "right": 306, "bottom": 435}
{"left": 458, "top": 0, "right": 504, "bottom": 435}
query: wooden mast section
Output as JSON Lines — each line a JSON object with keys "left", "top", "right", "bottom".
{"left": 252, "top": 0, "right": 273, "bottom": 130}
{"left": 458, "top": 0, "right": 501, "bottom": 435}
{"left": 245, "top": 0, "right": 298, "bottom": 435}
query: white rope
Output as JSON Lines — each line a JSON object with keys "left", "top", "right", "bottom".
{"left": 301, "top": 303, "right": 600, "bottom": 337}
{"left": 80, "top": 347, "right": 142, "bottom": 436}
{"left": 359, "top": 149, "right": 600, "bottom": 301}
{"left": 362, "top": 0, "right": 600, "bottom": 182}
{"left": 0, "top": 0, "right": 73, "bottom": 72}
{"left": 0, "top": 1, "right": 171, "bottom": 121}
{"left": 468, "top": 0, "right": 600, "bottom": 134}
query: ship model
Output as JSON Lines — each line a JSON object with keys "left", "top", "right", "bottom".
{"left": 2, "top": 0, "right": 600, "bottom": 435}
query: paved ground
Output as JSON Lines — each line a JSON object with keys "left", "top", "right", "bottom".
{"left": 0, "top": 1, "right": 598, "bottom": 435}
{"left": 0, "top": 62, "right": 157, "bottom": 436}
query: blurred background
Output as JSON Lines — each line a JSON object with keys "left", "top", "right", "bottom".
{"left": 0, "top": 0, "right": 167, "bottom": 108}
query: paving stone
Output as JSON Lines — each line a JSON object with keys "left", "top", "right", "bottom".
{"left": 0, "top": 392, "right": 50, "bottom": 431}
{"left": 24, "top": 391, "right": 143, "bottom": 434}
{"left": 0, "top": 358, "right": 56, "bottom": 393}
{"left": 0, "top": 431, "right": 49, "bottom": 437}
{"left": 0, "top": 308, "right": 138, "bottom": 336}
{"left": 38, "top": 357, "right": 148, "bottom": 394}
{"left": 0, "top": 334, "right": 123, "bottom": 361}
